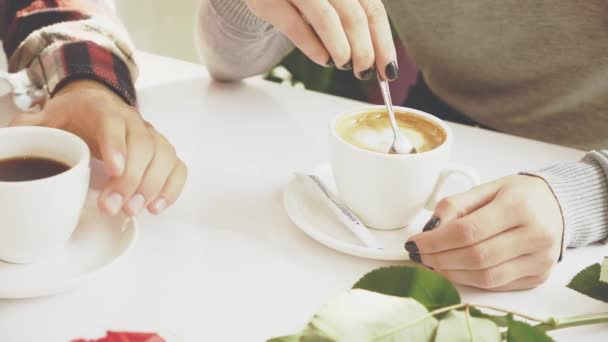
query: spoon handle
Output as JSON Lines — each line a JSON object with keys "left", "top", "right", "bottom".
{"left": 376, "top": 76, "right": 401, "bottom": 140}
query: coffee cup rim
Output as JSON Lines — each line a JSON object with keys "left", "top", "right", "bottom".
{"left": 0, "top": 126, "right": 90, "bottom": 186}
{"left": 330, "top": 105, "right": 453, "bottom": 159}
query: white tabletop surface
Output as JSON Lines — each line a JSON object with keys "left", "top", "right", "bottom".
{"left": 0, "top": 52, "right": 606, "bottom": 341}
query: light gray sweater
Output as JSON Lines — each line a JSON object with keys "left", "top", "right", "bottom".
{"left": 197, "top": 0, "right": 608, "bottom": 251}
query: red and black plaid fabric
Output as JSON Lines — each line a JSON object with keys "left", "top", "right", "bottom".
{"left": 1, "top": 0, "right": 137, "bottom": 105}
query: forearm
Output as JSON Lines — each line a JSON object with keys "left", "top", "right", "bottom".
{"left": 525, "top": 150, "right": 608, "bottom": 252}
{"left": 4, "top": 0, "right": 138, "bottom": 105}
{"left": 197, "top": 0, "right": 294, "bottom": 81}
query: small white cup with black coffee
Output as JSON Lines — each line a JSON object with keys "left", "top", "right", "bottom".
{"left": 0, "top": 127, "right": 90, "bottom": 264}
{"left": 329, "top": 106, "right": 479, "bottom": 231}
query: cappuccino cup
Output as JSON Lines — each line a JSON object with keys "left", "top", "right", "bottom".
{"left": 0, "top": 127, "right": 90, "bottom": 263}
{"left": 329, "top": 106, "right": 479, "bottom": 230}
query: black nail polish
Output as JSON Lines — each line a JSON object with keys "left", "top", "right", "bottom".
{"left": 340, "top": 60, "right": 353, "bottom": 70}
{"left": 404, "top": 241, "right": 419, "bottom": 253}
{"left": 423, "top": 217, "right": 441, "bottom": 232}
{"left": 359, "top": 67, "right": 374, "bottom": 80}
{"left": 385, "top": 61, "right": 399, "bottom": 81}
{"left": 409, "top": 253, "right": 422, "bottom": 263}
{"left": 325, "top": 58, "right": 335, "bottom": 68}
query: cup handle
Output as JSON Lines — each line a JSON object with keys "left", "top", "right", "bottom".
{"left": 424, "top": 163, "right": 481, "bottom": 211}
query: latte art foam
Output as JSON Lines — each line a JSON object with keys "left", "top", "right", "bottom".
{"left": 336, "top": 111, "right": 446, "bottom": 153}
{"left": 351, "top": 127, "right": 427, "bottom": 153}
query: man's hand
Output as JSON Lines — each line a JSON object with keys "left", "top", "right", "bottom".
{"left": 10, "top": 80, "right": 187, "bottom": 217}
{"left": 405, "top": 175, "right": 563, "bottom": 291}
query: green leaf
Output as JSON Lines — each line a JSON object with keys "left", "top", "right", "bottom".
{"left": 279, "top": 51, "right": 335, "bottom": 92}
{"left": 507, "top": 317, "right": 553, "bottom": 342}
{"left": 469, "top": 307, "right": 509, "bottom": 327}
{"left": 434, "top": 310, "right": 501, "bottom": 342}
{"left": 600, "top": 257, "right": 608, "bottom": 284}
{"left": 300, "top": 289, "right": 438, "bottom": 342}
{"left": 267, "top": 335, "right": 300, "bottom": 342}
{"left": 353, "top": 266, "right": 461, "bottom": 311}
{"left": 268, "top": 49, "right": 375, "bottom": 103}
{"left": 567, "top": 262, "right": 608, "bottom": 303}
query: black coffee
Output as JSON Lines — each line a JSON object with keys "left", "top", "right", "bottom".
{"left": 0, "top": 157, "right": 70, "bottom": 182}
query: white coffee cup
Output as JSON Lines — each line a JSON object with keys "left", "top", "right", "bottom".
{"left": 0, "top": 127, "right": 90, "bottom": 263}
{"left": 329, "top": 106, "right": 479, "bottom": 230}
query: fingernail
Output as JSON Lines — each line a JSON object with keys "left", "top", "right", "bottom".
{"left": 423, "top": 217, "right": 441, "bottom": 232}
{"left": 113, "top": 154, "right": 125, "bottom": 176}
{"left": 340, "top": 60, "right": 353, "bottom": 70}
{"left": 104, "top": 192, "right": 123, "bottom": 215}
{"left": 358, "top": 67, "right": 375, "bottom": 80}
{"left": 325, "top": 58, "right": 335, "bottom": 68}
{"left": 151, "top": 197, "right": 168, "bottom": 214}
{"left": 385, "top": 61, "right": 399, "bottom": 81}
{"left": 409, "top": 253, "right": 422, "bottom": 263}
{"left": 126, "top": 193, "right": 145, "bottom": 216}
{"left": 404, "top": 241, "right": 419, "bottom": 253}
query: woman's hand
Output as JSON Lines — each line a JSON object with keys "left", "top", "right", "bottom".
{"left": 245, "top": 0, "right": 398, "bottom": 80}
{"left": 405, "top": 175, "right": 563, "bottom": 291}
{"left": 10, "top": 80, "right": 187, "bottom": 217}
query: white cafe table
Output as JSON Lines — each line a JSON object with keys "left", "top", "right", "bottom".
{"left": 0, "top": 53, "right": 606, "bottom": 341}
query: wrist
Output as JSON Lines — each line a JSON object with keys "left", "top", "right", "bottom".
{"left": 55, "top": 79, "right": 111, "bottom": 96}
{"left": 522, "top": 154, "right": 608, "bottom": 257}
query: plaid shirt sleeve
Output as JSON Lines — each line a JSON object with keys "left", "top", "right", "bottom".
{"left": 2, "top": 0, "right": 138, "bottom": 106}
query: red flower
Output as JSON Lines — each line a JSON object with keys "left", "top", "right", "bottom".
{"left": 72, "top": 331, "right": 165, "bottom": 342}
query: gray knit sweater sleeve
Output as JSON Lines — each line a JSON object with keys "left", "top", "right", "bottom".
{"left": 197, "top": 0, "right": 295, "bottom": 81}
{"left": 526, "top": 151, "right": 608, "bottom": 252}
